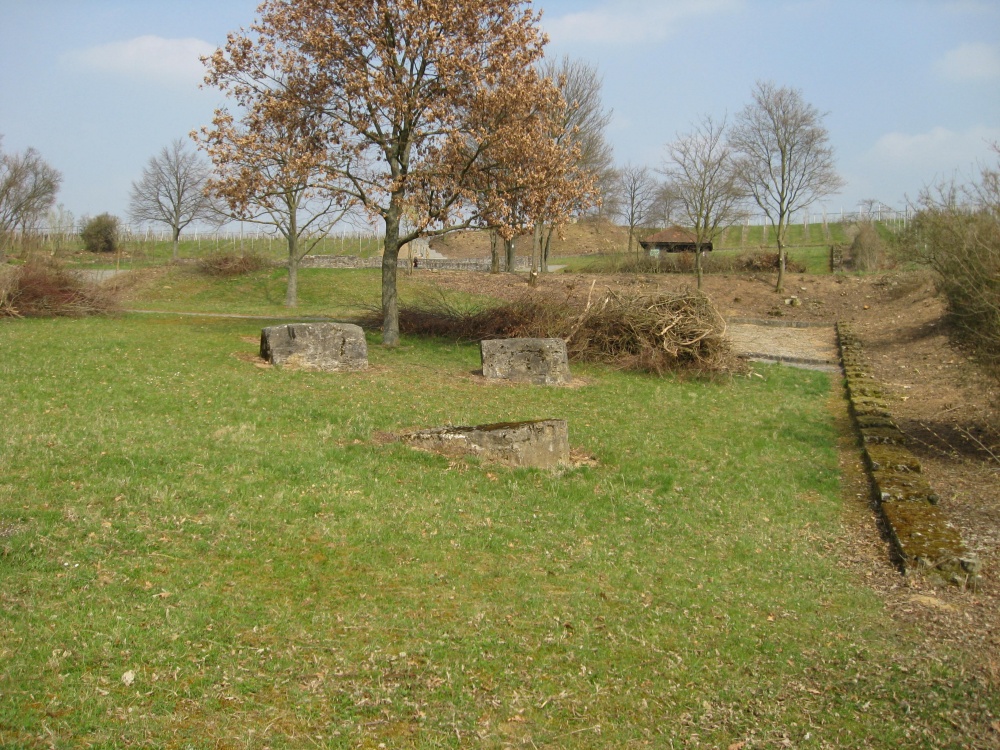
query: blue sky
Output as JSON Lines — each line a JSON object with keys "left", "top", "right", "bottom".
{"left": 1, "top": 0, "right": 998, "bottom": 225}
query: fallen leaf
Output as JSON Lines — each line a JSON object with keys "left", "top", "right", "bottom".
{"left": 121, "top": 670, "right": 135, "bottom": 687}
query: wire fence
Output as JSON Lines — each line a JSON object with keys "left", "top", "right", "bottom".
{"left": 7, "top": 207, "right": 913, "bottom": 262}
{"left": 7, "top": 225, "right": 387, "bottom": 263}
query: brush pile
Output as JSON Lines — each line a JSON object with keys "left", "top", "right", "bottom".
{"left": 367, "top": 286, "right": 741, "bottom": 376}
{"left": 0, "top": 258, "right": 120, "bottom": 318}
{"left": 565, "top": 288, "right": 739, "bottom": 375}
{"left": 197, "top": 251, "right": 271, "bottom": 277}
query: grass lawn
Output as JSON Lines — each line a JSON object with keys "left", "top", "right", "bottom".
{"left": 0, "top": 279, "right": 992, "bottom": 747}
{"left": 43, "top": 234, "right": 386, "bottom": 269}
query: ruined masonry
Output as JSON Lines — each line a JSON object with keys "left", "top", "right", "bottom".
{"left": 480, "top": 338, "right": 571, "bottom": 385}
{"left": 260, "top": 322, "right": 368, "bottom": 372}
{"left": 837, "top": 323, "right": 978, "bottom": 586}
{"left": 403, "top": 420, "right": 570, "bottom": 470}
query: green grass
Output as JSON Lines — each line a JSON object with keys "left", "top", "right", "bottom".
{"left": 1, "top": 284, "right": 994, "bottom": 746}
{"left": 122, "top": 266, "right": 476, "bottom": 320}
{"left": 717, "top": 222, "right": 853, "bottom": 248}
{"left": 27, "top": 233, "right": 386, "bottom": 269}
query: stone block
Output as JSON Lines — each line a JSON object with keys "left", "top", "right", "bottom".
{"left": 480, "top": 338, "right": 570, "bottom": 385}
{"left": 880, "top": 501, "right": 977, "bottom": 583}
{"left": 260, "top": 323, "right": 368, "bottom": 372}
{"left": 403, "top": 419, "right": 570, "bottom": 469}
{"left": 865, "top": 444, "right": 921, "bottom": 473}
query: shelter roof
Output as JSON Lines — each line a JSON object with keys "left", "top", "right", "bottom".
{"left": 641, "top": 226, "right": 698, "bottom": 245}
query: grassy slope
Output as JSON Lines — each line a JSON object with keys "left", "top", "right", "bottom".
{"left": 0, "top": 274, "right": 992, "bottom": 747}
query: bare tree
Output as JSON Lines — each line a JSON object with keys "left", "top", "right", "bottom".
{"left": 648, "top": 182, "right": 682, "bottom": 230}
{"left": 0, "top": 136, "right": 62, "bottom": 260}
{"left": 730, "top": 81, "right": 844, "bottom": 292}
{"left": 203, "top": 0, "right": 587, "bottom": 346}
{"left": 662, "top": 115, "right": 744, "bottom": 288}
{"left": 128, "top": 139, "right": 220, "bottom": 261}
{"left": 613, "top": 164, "right": 658, "bottom": 257}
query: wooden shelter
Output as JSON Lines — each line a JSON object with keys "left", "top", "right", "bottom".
{"left": 639, "top": 226, "right": 712, "bottom": 255}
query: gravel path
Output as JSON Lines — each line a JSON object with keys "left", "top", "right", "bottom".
{"left": 726, "top": 318, "right": 841, "bottom": 372}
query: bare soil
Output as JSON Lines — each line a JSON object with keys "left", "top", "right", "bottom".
{"left": 430, "top": 220, "right": 631, "bottom": 258}
{"left": 420, "top": 265, "right": 1000, "bottom": 726}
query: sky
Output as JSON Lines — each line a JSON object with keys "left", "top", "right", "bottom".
{"left": 1, "top": 0, "right": 998, "bottom": 227}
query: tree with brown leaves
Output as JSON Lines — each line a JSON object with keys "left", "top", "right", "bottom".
{"left": 196, "top": 61, "right": 354, "bottom": 308}
{"left": 202, "top": 0, "right": 588, "bottom": 345}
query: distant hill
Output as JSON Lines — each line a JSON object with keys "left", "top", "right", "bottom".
{"left": 430, "top": 220, "right": 630, "bottom": 259}
{"left": 429, "top": 218, "right": 858, "bottom": 259}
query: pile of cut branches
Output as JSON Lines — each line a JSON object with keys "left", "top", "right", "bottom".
{"left": 0, "top": 258, "right": 120, "bottom": 318}
{"left": 365, "top": 286, "right": 741, "bottom": 376}
{"left": 565, "top": 288, "right": 740, "bottom": 375}
{"left": 196, "top": 251, "right": 271, "bottom": 277}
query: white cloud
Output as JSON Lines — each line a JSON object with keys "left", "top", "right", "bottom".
{"left": 542, "top": 0, "right": 742, "bottom": 45}
{"left": 934, "top": 42, "right": 1000, "bottom": 81}
{"left": 69, "top": 36, "right": 215, "bottom": 87}
{"left": 867, "top": 126, "right": 1000, "bottom": 191}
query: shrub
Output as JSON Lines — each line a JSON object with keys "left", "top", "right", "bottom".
{"left": 849, "top": 223, "right": 892, "bottom": 272}
{"left": 197, "top": 251, "right": 270, "bottom": 277}
{"left": 80, "top": 213, "right": 120, "bottom": 254}
{"left": 907, "top": 152, "right": 1000, "bottom": 372}
{"left": 734, "top": 251, "right": 806, "bottom": 274}
{"left": 0, "top": 257, "right": 119, "bottom": 317}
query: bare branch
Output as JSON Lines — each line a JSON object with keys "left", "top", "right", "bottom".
{"left": 730, "top": 81, "right": 844, "bottom": 291}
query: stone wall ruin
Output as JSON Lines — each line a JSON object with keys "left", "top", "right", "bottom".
{"left": 260, "top": 322, "right": 368, "bottom": 372}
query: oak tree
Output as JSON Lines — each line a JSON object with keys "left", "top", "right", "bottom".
{"left": 197, "top": 62, "right": 353, "bottom": 307}
{"left": 535, "top": 56, "right": 613, "bottom": 269}
{"left": 203, "top": 0, "right": 585, "bottom": 345}
{"left": 730, "top": 81, "right": 843, "bottom": 292}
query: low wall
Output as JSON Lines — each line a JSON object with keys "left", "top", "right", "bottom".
{"left": 837, "top": 323, "right": 978, "bottom": 586}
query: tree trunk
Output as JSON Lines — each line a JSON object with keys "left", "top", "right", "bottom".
{"left": 532, "top": 222, "right": 541, "bottom": 274}
{"left": 776, "top": 243, "right": 786, "bottom": 293}
{"left": 382, "top": 200, "right": 403, "bottom": 347}
{"left": 542, "top": 224, "right": 555, "bottom": 273}
{"left": 505, "top": 236, "right": 516, "bottom": 273}
{"left": 285, "top": 231, "right": 299, "bottom": 307}
{"left": 490, "top": 230, "right": 500, "bottom": 274}
{"left": 775, "top": 219, "right": 785, "bottom": 293}
{"left": 172, "top": 227, "right": 181, "bottom": 262}
{"left": 695, "top": 242, "right": 704, "bottom": 290}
